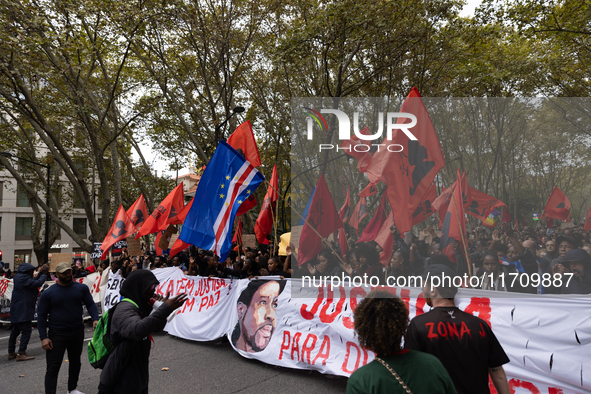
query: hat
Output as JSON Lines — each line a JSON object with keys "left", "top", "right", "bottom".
{"left": 87, "top": 265, "right": 96, "bottom": 273}
{"left": 562, "top": 249, "right": 591, "bottom": 266}
{"left": 56, "top": 262, "right": 73, "bottom": 273}
{"left": 556, "top": 235, "right": 579, "bottom": 248}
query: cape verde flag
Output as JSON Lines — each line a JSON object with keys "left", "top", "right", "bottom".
{"left": 179, "top": 141, "right": 265, "bottom": 260}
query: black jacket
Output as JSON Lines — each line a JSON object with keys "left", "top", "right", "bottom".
{"left": 11, "top": 263, "right": 47, "bottom": 323}
{"left": 98, "top": 270, "right": 173, "bottom": 394}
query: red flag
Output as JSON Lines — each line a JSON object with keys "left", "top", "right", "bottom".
{"left": 227, "top": 120, "right": 261, "bottom": 167}
{"left": 584, "top": 206, "right": 591, "bottom": 231}
{"left": 365, "top": 87, "right": 445, "bottom": 234}
{"left": 375, "top": 211, "right": 395, "bottom": 266}
{"left": 544, "top": 186, "right": 571, "bottom": 221}
{"left": 339, "top": 187, "right": 351, "bottom": 223}
{"left": 432, "top": 185, "right": 453, "bottom": 226}
{"left": 440, "top": 170, "right": 469, "bottom": 267}
{"left": 136, "top": 183, "right": 185, "bottom": 238}
{"left": 175, "top": 197, "right": 194, "bottom": 224}
{"left": 515, "top": 219, "right": 519, "bottom": 231}
{"left": 522, "top": 216, "right": 526, "bottom": 228}
{"left": 100, "top": 205, "right": 136, "bottom": 260}
{"left": 236, "top": 194, "right": 257, "bottom": 216}
{"left": 232, "top": 217, "right": 243, "bottom": 244}
{"left": 155, "top": 230, "right": 164, "bottom": 256}
{"left": 358, "top": 182, "right": 378, "bottom": 198}
{"left": 298, "top": 175, "right": 343, "bottom": 265}
{"left": 502, "top": 208, "right": 513, "bottom": 223}
{"left": 411, "top": 183, "right": 437, "bottom": 226}
{"left": 127, "top": 194, "right": 149, "bottom": 230}
{"left": 348, "top": 197, "right": 369, "bottom": 235}
{"left": 547, "top": 218, "right": 554, "bottom": 228}
{"left": 465, "top": 187, "right": 506, "bottom": 221}
{"left": 254, "top": 164, "right": 278, "bottom": 244}
{"left": 358, "top": 193, "right": 387, "bottom": 242}
{"left": 169, "top": 238, "right": 190, "bottom": 258}
{"left": 339, "top": 126, "right": 373, "bottom": 173}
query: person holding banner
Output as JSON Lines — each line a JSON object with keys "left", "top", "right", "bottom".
{"left": 405, "top": 262, "right": 510, "bottom": 394}
{"left": 346, "top": 291, "right": 457, "bottom": 394}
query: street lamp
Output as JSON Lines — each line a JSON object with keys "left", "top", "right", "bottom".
{"left": 215, "top": 106, "right": 246, "bottom": 140}
{"left": 0, "top": 152, "right": 51, "bottom": 266}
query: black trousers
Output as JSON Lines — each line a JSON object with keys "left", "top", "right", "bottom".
{"left": 8, "top": 321, "right": 33, "bottom": 353}
{"left": 45, "top": 326, "right": 84, "bottom": 394}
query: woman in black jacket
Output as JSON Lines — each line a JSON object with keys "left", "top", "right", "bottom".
{"left": 98, "top": 270, "right": 187, "bottom": 394}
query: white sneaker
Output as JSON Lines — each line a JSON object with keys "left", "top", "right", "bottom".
{"left": 68, "top": 390, "right": 85, "bottom": 394}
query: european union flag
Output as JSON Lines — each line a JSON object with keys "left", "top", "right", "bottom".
{"left": 179, "top": 141, "right": 265, "bottom": 260}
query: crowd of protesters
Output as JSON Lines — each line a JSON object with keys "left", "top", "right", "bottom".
{"left": 291, "top": 222, "right": 591, "bottom": 295}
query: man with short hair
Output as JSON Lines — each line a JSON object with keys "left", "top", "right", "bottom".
{"left": 543, "top": 239, "right": 558, "bottom": 265}
{"left": 37, "top": 262, "right": 99, "bottom": 394}
{"left": 550, "top": 235, "right": 578, "bottom": 270}
{"left": 405, "top": 262, "right": 510, "bottom": 394}
{"left": 8, "top": 262, "right": 49, "bottom": 361}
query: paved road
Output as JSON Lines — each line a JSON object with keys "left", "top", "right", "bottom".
{"left": 0, "top": 323, "right": 348, "bottom": 394}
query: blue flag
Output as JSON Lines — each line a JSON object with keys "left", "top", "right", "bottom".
{"left": 179, "top": 141, "right": 265, "bottom": 260}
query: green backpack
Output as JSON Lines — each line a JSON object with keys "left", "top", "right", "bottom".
{"left": 87, "top": 298, "right": 138, "bottom": 369}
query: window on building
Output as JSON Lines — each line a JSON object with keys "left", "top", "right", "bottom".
{"left": 15, "top": 217, "right": 33, "bottom": 240}
{"left": 0, "top": 181, "right": 3, "bottom": 206}
{"left": 73, "top": 192, "right": 84, "bottom": 209}
{"left": 14, "top": 250, "right": 32, "bottom": 271}
{"left": 17, "top": 184, "right": 31, "bottom": 207}
{"left": 73, "top": 217, "right": 87, "bottom": 237}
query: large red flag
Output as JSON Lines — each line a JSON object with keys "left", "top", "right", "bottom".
{"left": 358, "top": 182, "right": 379, "bottom": 198}
{"left": 136, "top": 183, "right": 185, "bottom": 238}
{"left": 375, "top": 211, "right": 395, "bottom": 266}
{"left": 466, "top": 187, "right": 506, "bottom": 221}
{"left": 227, "top": 120, "right": 261, "bottom": 167}
{"left": 585, "top": 206, "right": 591, "bottom": 231}
{"left": 254, "top": 164, "right": 278, "bottom": 244}
{"left": 440, "top": 170, "right": 469, "bottom": 268}
{"left": 339, "top": 187, "right": 351, "bottom": 223}
{"left": 411, "top": 183, "right": 437, "bottom": 226}
{"left": 100, "top": 205, "right": 136, "bottom": 260}
{"left": 298, "top": 175, "right": 343, "bottom": 265}
{"left": 544, "top": 186, "right": 571, "bottom": 221}
{"left": 339, "top": 126, "right": 373, "bottom": 173}
{"left": 348, "top": 197, "right": 369, "bottom": 235}
{"left": 358, "top": 193, "right": 387, "bottom": 242}
{"left": 175, "top": 197, "right": 194, "bottom": 224}
{"left": 365, "top": 87, "right": 445, "bottom": 234}
{"left": 127, "top": 194, "right": 149, "bottom": 230}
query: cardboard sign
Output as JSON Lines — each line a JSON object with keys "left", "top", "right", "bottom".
{"left": 91, "top": 243, "right": 103, "bottom": 259}
{"left": 159, "top": 225, "right": 178, "bottom": 250}
{"left": 242, "top": 234, "right": 257, "bottom": 249}
{"left": 291, "top": 225, "right": 303, "bottom": 259}
{"left": 111, "top": 240, "right": 127, "bottom": 257}
{"left": 49, "top": 253, "right": 73, "bottom": 272}
{"left": 126, "top": 236, "right": 142, "bottom": 257}
{"left": 561, "top": 222, "right": 574, "bottom": 229}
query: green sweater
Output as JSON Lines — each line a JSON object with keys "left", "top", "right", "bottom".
{"left": 346, "top": 350, "right": 458, "bottom": 394}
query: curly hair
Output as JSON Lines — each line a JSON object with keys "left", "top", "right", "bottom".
{"left": 353, "top": 291, "right": 409, "bottom": 356}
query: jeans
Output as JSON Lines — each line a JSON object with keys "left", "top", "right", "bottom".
{"left": 45, "top": 326, "right": 84, "bottom": 394}
{"left": 8, "top": 321, "right": 33, "bottom": 354}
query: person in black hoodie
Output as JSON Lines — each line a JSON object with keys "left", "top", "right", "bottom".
{"left": 8, "top": 262, "right": 49, "bottom": 361}
{"left": 98, "top": 270, "right": 187, "bottom": 394}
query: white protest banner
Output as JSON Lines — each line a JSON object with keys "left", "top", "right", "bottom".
{"left": 99, "top": 272, "right": 591, "bottom": 393}
{"left": 102, "top": 270, "right": 124, "bottom": 311}
{"left": 152, "top": 268, "right": 243, "bottom": 341}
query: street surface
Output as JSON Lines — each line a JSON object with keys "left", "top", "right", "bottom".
{"left": 0, "top": 322, "right": 348, "bottom": 394}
